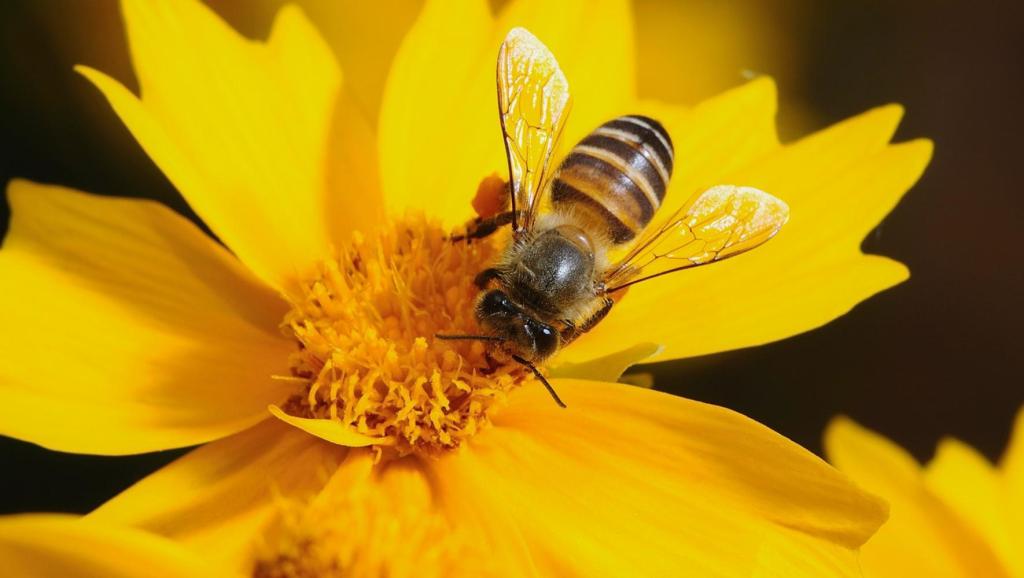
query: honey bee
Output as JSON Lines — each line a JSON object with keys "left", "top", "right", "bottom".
{"left": 440, "top": 28, "right": 790, "bottom": 407}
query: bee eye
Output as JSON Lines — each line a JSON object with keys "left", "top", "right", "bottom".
{"left": 529, "top": 321, "right": 559, "bottom": 358}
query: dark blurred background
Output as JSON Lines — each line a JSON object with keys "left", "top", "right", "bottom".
{"left": 1, "top": 0, "right": 1021, "bottom": 515}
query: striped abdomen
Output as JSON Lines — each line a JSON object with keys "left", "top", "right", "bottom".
{"left": 551, "top": 115, "right": 674, "bottom": 244}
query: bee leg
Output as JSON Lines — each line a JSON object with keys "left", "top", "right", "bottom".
{"left": 561, "top": 298, "right": 614, "bottom": 346}
{"left": 558, "top": 319, "right": 577, "bottom": 343}
{"left": 474, "top": 268, "right": 502, "bottom": 289}
{"left": 451, "top": 211, "right": 516, "bottom": 242}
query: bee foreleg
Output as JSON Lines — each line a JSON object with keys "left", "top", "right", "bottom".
{"left": 560, "top": 298, "right": 614, "bottom": 346}
{"left": 451, "top": 211, "right": 516, "bottom": 242}
{"left": 474, "top": 267, "right": 502, "bottom": 289}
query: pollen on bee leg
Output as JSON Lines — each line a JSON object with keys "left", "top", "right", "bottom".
{"left": 278, "top": 215, "right": 530, "bottom": 456}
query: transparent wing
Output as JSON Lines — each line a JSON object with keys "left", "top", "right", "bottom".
{"left": 497, "top": 27, "right": 572, "bottom": 234}
{"left": 603, "top": 185, "right": 790, "bottom": 292}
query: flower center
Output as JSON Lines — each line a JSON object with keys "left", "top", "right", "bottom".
{"left": 279, "top": 215, "right": 530, "bottom": 455}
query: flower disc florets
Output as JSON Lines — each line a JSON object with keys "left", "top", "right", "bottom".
{"left": 280, "top": 216, "right": 528, "bottom": 456}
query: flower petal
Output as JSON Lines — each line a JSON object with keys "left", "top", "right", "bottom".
{"left": 634, "top": 1, "right": 793, "bottom": 105}
{"left": 379, "top": 0, "right": 633, "bottom": 226}
{"left": 562, "top": 83, "right": 933, "bottom": 364}
{"left": 825, "top": 418, "right": 1010, "bottom": 578}
{"left": 255, "top": 450, "right": 503, "bottom": 577}
{"left": 289, "top": 0, "right": 423, "bottom": 123}
{"left": 267, "top": 404, "right": 391, "bottom": 447}
{"left": 428, "top": 380, "right": 888, "bottom": 577}
{"left": 89, "top": 419, "right": 344, "bottom": 574}
{"left": 926, "top": 440, "right": 1014, "bottom": 568}
{"left": 0, "top": 514, "right": 226, "bottom": 578}
{"left": 1001, "top": 408, "right": 1024, "bottom": 573}
{"left": 0, "top": 181, "right": 292, "bottom": 454}
{"left": 377, "top": 0, "right": 493, "bottom": 226}
{"left": 548, "top": 342, "right": 661, "bottom": 383}
{"left": 80, "top": 0, "right": 348, "bottom": 292}
{"left": 926, "top": 426, "right": 1024, "bottom": 577}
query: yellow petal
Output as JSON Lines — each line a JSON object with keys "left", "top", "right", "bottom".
{"left": 80, "top": 1, "right": 345, "bottom": 292}
{"left": 548, "top": 342, "right": 661, "bottom": 383}
{"left": 562, "top": 85, "right": 932, "bottom": 364}
{"left": 0, "top": 514, "right": 228, "bottom": 578}
{"left": 1002, "top": 406, "right": 1024, "bottom": 475}
{"left": 323, "top": 89, "right": 387, "bottom": 243}
{"left": 926, "top": 420, "right": 1024, "bottom": 577}
{"left": 89, "top": 419, "right": 344, "bottom": 574}
{"left": 378, "top": 0, "right": 494, "bottom": 226}
{"left": 379, "top": 0, "right": 633, "bottom": 227}
{"left": 825, "top": 418, "right": 1010, "bottom": 578}
{"left": 267, "top": 404, "right": 391, "bottom": 447}
{"left": 634, "top": 0, "right": 794, "bottom": 104}
{"left": 255, "top": 449, "right": 495, "bottom": 578}
{"left": 1001, "top": 407, "right": 1024, "bottom": 573}
{"left": 653, "top": 77, "right": 781, "bottom": 218}
{"left": 428, "top": 380, "right": 888, "bottom": 577}
{"left": 926, "top": 439, "right": 1016, "bottom": 571}
{"left": 286, "top": 0, "right": 423, "bottom": 123}
{"left": 0, "top": 181, "right": 292, "bottom": 455}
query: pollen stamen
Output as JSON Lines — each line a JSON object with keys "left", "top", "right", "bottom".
{"left": 280, "top": 216, "right": 529, "bottom": 455}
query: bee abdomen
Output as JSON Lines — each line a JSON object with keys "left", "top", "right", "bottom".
{"left": 551, "top": 115, "right": 674, "bottom": 244}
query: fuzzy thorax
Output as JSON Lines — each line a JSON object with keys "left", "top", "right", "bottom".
{"left": 279, "top": 216, "right": 531, "bottom": 456}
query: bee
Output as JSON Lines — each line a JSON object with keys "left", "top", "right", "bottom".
{"left": 440, "top": 28, "right": 790, "bottom": 407}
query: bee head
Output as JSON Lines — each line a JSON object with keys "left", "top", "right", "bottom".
{"left": 476, "top": 289, "right": 559, "bottom": 362}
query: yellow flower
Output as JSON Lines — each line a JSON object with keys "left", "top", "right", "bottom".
{"left": 0, "top": 0, "right": 932, "bottom": 575}
{"left": 826, "top": 412, "right": 1024, "bottom": 578}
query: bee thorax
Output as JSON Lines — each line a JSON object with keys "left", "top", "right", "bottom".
{"left": 504, "top": 228, "right": 596, "bottom": 318}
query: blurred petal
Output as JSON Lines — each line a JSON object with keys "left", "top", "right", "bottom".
{"left": 255, "top": 450, "right": 493, "bottom": 577}
{"left": 0, "top": 181, "right": 292, "bottom": 455}
{"left": 634, "top": 0, "right": 794, "bottom": 104}
{"left": 927, "top": 430, "right": 1024, "bottom": 577}
{"left": 562, "top": 84, "right": 932, "bottom": 364}
{"left": 80, "top": 0, "right": 345, "bottom": 292}
{"left": 324, "top": 89, "right": 386, "bottom": 241}
{"left": 1001, "top": 408, "right": 1024, "bottom": 573}
{"left": 378, "top": 0, "right": 493, "bottom": 225}
{"left": 825, "top": 418, "right": 1009, "bottom": 578}
{"left": 428, "top": 380, "right": 888, "bottom": 577}
{"left": 379, "top": 0, "right": 633, "bottom": 226}
{"left": 927, "top": 440, "right": 1012, "bottom": 566}
{"left": 89, "top": 419, "right": 344, "bottom": 574}
{"left": 293, "top": 0, "right": 423, "bottom": 124}
{"left": 0, "top": 514, "right": 226, "bottom": 578}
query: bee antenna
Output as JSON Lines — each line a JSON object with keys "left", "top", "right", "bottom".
{"left": 434, "top": 333, "right": 506, "bottom": 342}
{"left": 434, "top": 335, "right": 567, "bottom": 409}
{"left": 511, "top": 355, "right": 567, "bottom": 409}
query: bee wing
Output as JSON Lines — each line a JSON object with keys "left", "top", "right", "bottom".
{"left": 497, "top": 27, "right": 572, "bottom": 234}
{"left": 603, "top": 185, "right": 790, "bottom": 292}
